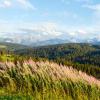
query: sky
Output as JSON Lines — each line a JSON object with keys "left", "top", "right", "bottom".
{"left": 0, "top": 0, "right": 100, "bottom": 43}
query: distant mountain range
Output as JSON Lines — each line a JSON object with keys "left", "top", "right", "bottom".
{"left": 0, "top": 37, "right": 100, "bottom": 46}
{"left": 31, "top": 38, "right": 69, "bottom": 46}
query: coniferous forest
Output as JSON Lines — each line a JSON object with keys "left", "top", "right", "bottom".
{"left": 14, "top": 43, "right": 100, "bottom": 79}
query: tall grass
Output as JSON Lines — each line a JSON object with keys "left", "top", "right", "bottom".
{"left": 0, "top": 59, "right": 100, "bottom": 100}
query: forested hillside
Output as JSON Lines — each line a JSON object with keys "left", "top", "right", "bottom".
{"left": 14, "top": 43, "right": 100, "bottom": 79}
{"left": 0, "top": 43, "right": 100, "bottom": 79}
{"left": 0, "top": 42, "right": 28, "bottom": 51}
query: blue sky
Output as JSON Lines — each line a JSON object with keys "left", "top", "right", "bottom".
{"left": 0, "top": 0, "right": 100, "bottom": 43}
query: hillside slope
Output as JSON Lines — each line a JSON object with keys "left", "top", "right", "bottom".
{"left": 0, "top": 43, "right": 100, "bottom": 79}
{"left": 14, "top": 43, "right": 100, "bottom": 79}
{"left": 0, "top": 59, "right": 100, "bottom": 99}
{"left": 15, "top": 43, "right": 100, "bottom": 66}
{"left": 0, "top": 42, "right": 28, "bottom": 51}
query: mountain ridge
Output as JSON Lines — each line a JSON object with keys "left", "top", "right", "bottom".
{"left": 0, "top": 36, "right": 100, "bottom": 46}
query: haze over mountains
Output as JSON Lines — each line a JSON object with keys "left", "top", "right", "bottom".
{"left": 0, "top": 31, "right": 100, "bottom": 46}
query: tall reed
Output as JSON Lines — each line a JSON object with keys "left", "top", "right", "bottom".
{"left": 0, "top": 59, "right": 100, "bottom": 100}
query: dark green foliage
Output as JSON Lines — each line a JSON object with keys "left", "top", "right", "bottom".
{"left": 0, "top": 43, "right": 100, "bottom": 79}
{"left": 0, "top": 42, "right": 28, "bottom": 51}
{"left": 14, "top": 43, "right": 100, "bottom": 79}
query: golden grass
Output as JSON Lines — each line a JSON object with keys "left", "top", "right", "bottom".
{"left": 0, "top": 59, "right": 100, "bottom": 99}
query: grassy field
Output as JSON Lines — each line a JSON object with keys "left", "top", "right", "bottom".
{"left": 0, "top": 59, "right": 100, "bottom": 100}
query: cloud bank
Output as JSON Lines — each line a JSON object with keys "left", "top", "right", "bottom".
{"left": 0, "top": 22, "right": 100, "bottom": 45}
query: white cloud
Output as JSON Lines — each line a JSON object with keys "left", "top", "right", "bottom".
{"left": 1, "top": 21, "right": 100, "bottom": 44}
{"left": 0, "top": 0, "right": 36, "bottom": 10}
{"left": 85, "top": 4, "right": 100, "bottom": 11}
{"left": 0, "top": 0, "right": 12, "bottom": 8}
{"left": 84, "top": 4, "right": 100, "bottom": 25}
{"left": 17, "top": 0, "right": 36, "bottom": 10}
{"left": 0, "top": 22, "right": 64, "bottom": 43}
